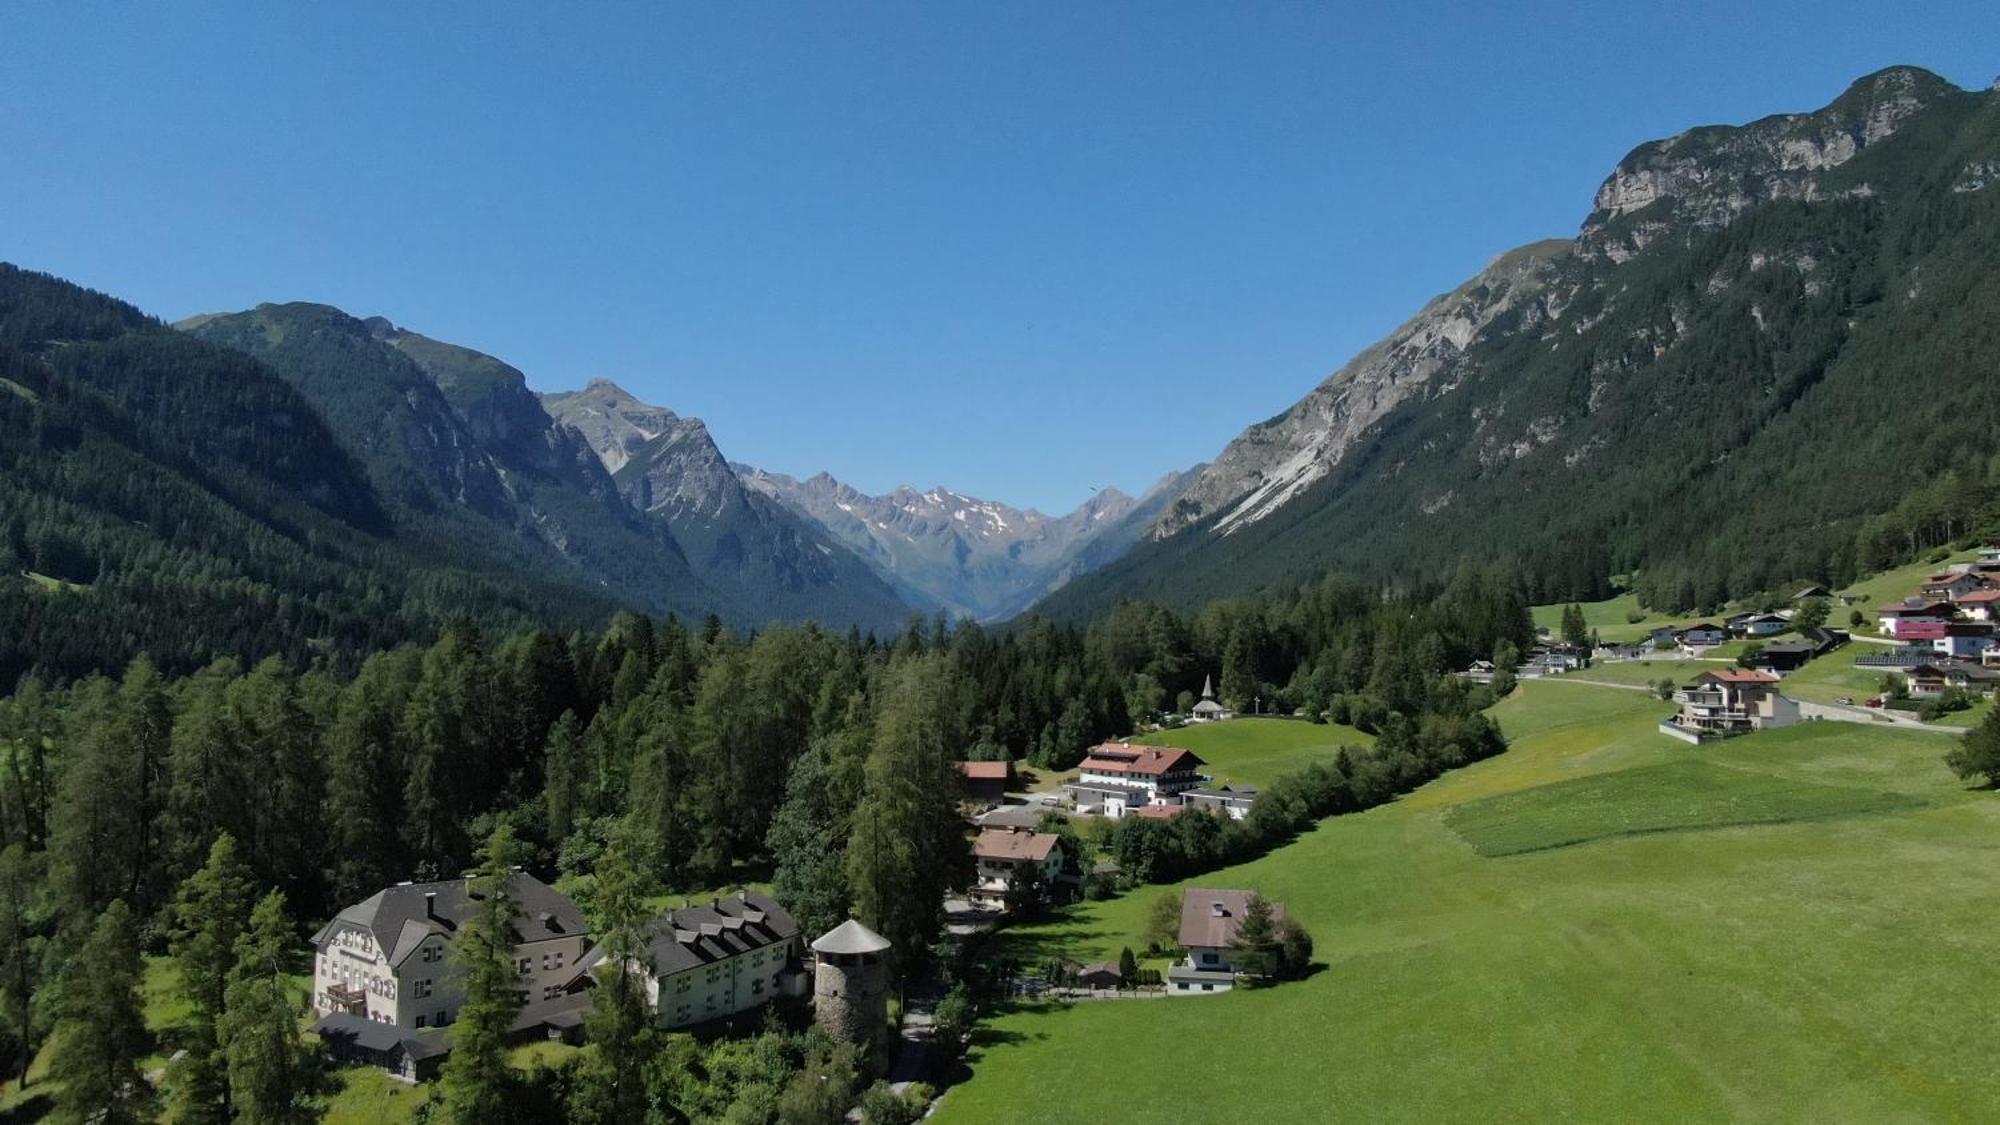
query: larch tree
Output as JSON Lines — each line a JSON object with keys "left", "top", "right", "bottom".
{"left": 162, "top": 833, "right": 256, "bottom": 1125}
{"left": 569, "top": 834, "right": 657, "bottom": 1125}
{"left": 438, "top": 826, "right": 524, "bottom": 1124}
{"left": 217, "top": 892, "right": 314, "bottom": 1125}
{"left": 49, "top": 900, "right": 151, "bottom": 1125}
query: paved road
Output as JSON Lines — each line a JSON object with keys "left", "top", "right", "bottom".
{"left": 1559, "top": 677, "right": 1962, "bottom": 735}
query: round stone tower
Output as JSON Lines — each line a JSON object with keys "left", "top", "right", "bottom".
{"left": 811, "top": 918, "right": 892, "bottom": 1053}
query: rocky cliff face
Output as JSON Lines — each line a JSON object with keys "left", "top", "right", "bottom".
{"left": 545, "top": 381, "right": 915, "bottom": 629}
{"left": 737, "top": 466, "right": 1195, "bottom": 620}
{"left": 1155, "top": 239, "right": 1571, "bottom": 538}
{"left": 1150, "top": 66, "right": 1959, "bottom": 545}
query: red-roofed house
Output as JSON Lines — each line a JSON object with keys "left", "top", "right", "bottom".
{"left": 968, "top": 827, "right": 1072, "bottom": 912}
{"left": 1955, "top": 589, "right": 2000, "bottom": 623}
{"left": 1877, "top": 601, "right": 1957, "bottom": 640}
{"left": 1922, "top": 570, "right": 1991, "bottom": 602}
{"left": 1062, "top": 743, "right": 1206, "bottom": 819}
{"left": 1661, "top": 669, "right": 1800, "bottom": 742}
{"left": 957, "top": 760, "right": 1014, "bottom": 806}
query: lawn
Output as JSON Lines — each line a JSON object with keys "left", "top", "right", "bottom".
{"left": 1559, "top": 659, "right": 1721, "bottom": 690}
{"left": 1836, "top": 550, "right": 1979, "bottom": 610}
{"left": 935, "top": 681, "right": 2000, "bottom": 1123}
{"left": 1130, "top": 717, "right": 1375, "bottom": 788}
{"left": 1442, "top": 758, "right": 1921, "bottom": 857}
{"left": 1531, "top": 592, "right": 1681, "bottom": 643}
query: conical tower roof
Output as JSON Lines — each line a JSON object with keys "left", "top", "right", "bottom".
{"left": 1200, "top": 674, "right": 1215, "bottom": 700}
{"left": 811, "top": 918, "right": 891, "bottom": 955}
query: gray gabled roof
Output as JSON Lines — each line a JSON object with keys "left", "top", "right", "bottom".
{"left": 630, "top": 890, "right": 800, "bottom": 978}
{"left": 312, "top": 871, "right": 588, "bottom": 969}
{"left": 811, "top": 918, "right": 891, "bottom": 955}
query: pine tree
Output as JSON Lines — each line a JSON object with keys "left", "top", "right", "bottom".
{"left": 217, "top": 892, "right": 313, "bottom": 1125}
{"left": 541, "top": 709, "right": 582, "bottom": 847}
{"left": 1226, "top": 894, "right": 1281, "bottom": 984}
{"left": 49, "top": 900, "right": 151, "bottom": 1125}
{"left": 49, "top": 678, "right": 147, "bottom": 923}
{"left": 0, "top": 844, "right": 39, "bottom": 1084}
{"left": 438, "top": 827, "right": 523, "bottom": 1124}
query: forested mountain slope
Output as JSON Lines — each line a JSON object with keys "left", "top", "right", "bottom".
{"left": 178, "top": 304, "right": 726, "bottom": 623}
{"left": 1038, "top": 67, "right": 2000, "bottom": 620}
{"left": 0, "top": 266, "right": 620, "bottom": 682}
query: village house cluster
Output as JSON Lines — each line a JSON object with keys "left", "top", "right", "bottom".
{"left": 1866, "top": 547, "right": 2000, "bottom": 700}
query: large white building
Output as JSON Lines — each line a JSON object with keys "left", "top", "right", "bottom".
{"left": 585, "top": 890, "right": 806, "bottom": 1030}
{"left": 1061, "top": 742, "right": 1205, "bottom": 818}
{"left": 310, "top": 871, "right": 591, "bottom": 1033}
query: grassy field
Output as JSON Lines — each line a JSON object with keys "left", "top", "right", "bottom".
{"left": 1836, "top": 550, "right": 1978, "bottom": 610}
{"left": 1130, "top": 718, "right": 1376, "bottom": 788}
{"left": 935, "top": 681, "right": 2000, "bottom": 1123}
{"left": 1531, "top": 592, "right": 1682, "bottom": 643}
{"left": 1560, "top": 659, "right": 1722, "bottom": 689}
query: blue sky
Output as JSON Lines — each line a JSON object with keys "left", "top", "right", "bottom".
{"left": 4, "top": 3, "right": 1995, "bottom": 512}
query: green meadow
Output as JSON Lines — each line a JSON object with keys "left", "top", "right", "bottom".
{"left": 934, "top": 681, "right": 2000, "bottom": 1123}
{"left": 1131, "top": 717, "right": 1376, "bottom": 788}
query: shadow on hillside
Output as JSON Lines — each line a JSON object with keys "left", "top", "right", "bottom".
{"left": 0, "top": 1089, "right": 51, "bottom": 1125}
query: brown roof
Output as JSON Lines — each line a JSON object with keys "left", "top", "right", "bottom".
{"left": 971, "top": 827, "right": 1059, "bottom": 863}
{"left": 1178, "top": 888, "right": 1284, "bottom": 949}
{"left": 958, "top": 761, "right": 1013, "bottom": 782}
{"left": 1134, "top": 804, "right": 1189, "bottom": 820}
{"left": 1698, "top": 669, "right": 1779, "bottom": 684}
{"left": 1077, "top": 742, "right": 1204, "bottom": 777}
{"left": 1878, "top": 601, "right": 1954, "bottom": 615}
{"left": 1957, "top": 590, "right": 2000, "bottom": 604}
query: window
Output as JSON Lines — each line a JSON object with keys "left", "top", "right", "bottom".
{"left": 1201, "top": 984, "right": 1214, "bottom": 992}
{"left": 413, "top": 979, "right": 433, "bottom": 999}
{"left": 415, "top": 1014, "right": 427, "bottom": 1028}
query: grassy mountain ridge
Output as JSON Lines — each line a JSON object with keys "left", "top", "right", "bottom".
{"left": 1037, "top": 66, "right": 2000, "bottom": 620}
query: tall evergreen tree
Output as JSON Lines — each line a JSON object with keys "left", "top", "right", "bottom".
{"left": 767, "top": 741, "right": 856, "bottom": 942}
{"left": 0, "top": 844, "right": 40, "bottom": 1084}
{"left": 217, "top": 892, "right": 314, "bottom": 1125}
{"left": 49, "top": 900, "right": 151, "bottom": 1125}
{"left": 569, "top": 835, "right": 656, "bottom": 1125}
{"left": 162, "top": 833, "right": 256, "bottom": 1125}
{"left": 438, "top": 826, "right": 523, "bottom": 1124}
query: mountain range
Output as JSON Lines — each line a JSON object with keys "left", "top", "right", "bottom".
{"left": 1041, "top": 65, "right": 2000, "bottom": 618}
{"left": 9, "top": 64, "right": 2000, "bottom": 678}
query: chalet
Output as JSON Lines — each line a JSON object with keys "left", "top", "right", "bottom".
{"left": 968, "top": 827, "right": 1073, "bottom": 912}
{"left": 1955, "top": 589, "right": 2000, "bottom": 622}
{"left": 1462, "top": 659, "right": 1497, "bottom": 682}
{"left": 1740, "top": 614, "right": 1790, "bottom": 637}
{"left": 1075, "top": 962, "right": 1124, "bottom": 990}
{"left": 1189, "top": 675, "right": 1231, "bottom": 722}
{"left": 1648, "top": 626, "right": 1682, "bottom": 650}
{"left": 582, "top": 890, "right": 805, "bottom": 1030}
{"left": 1062, "top": 743, "right": 1205, "bottom": 818}
{"left": 1677, "top": 624, "right": 1728, "bottom": 654}
{"left": 1660, "top": 669, "right": 1800, "bottom": 743}
{"left": 1791, "top": 585, "right": 1832, "bottom": 602}
{"left": 1750, "top": 640, "right": 1819, "bottom": 673}
{"left": 1877, "top": 601, "right": 1956, "bottom": 640}
{"left": 1168, "top": 888, "right": 1286, "bottom": 996}
{"left": 1904, "top": 662, "right": 2000, "bottom": 699}
{"left": 957, "top": 760, "right": 1014, "bottom": 806}
{"left": 1921, "top": 570, "right": 1991, "bottom": 602}
{"left": 1593, "top": 642, "right": 1647, "bottom": 662}
{"left": 1180, "top": 784, "right": 1259, "bottom": 820}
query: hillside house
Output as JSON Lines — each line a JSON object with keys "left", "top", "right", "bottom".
{"left": 1677, "top": 624, "right": 1728, "bottom": 654}
{"left": 582, "top": 891, "right": 804, "bottom": 1030}
{"left": 1934, "top": 622, "right": 1998, "bottom": 660}
{"left": 957, "top": 760, "right": 1014, "bottom": 806}
{"left": 1955, "top": 589, "right": 2000, "bottom": 622}
{"left": 1922, "top": 570, "right": 1991, "bottom": 602}
{"left": 1877, "top": 601, "right": 1956, "bottom": 640}
{"left": 1168, "top": 888, "right": 1286, "bottom": 996}
{"left": 1062, "top": 743, "right": 1205, "bottom": 818}
{"left": 311, "top": 872, "right": 589, "bottom": 1032}
{"left": 1660, "top": 669, "right": 1800, "bottom": 743}
{"left": 1792, "top": 585, "right": 1832, "bottom": 602}
{"left": 1180, "top": 784, "right": 1259, "bottom": 820}
{"left": 1904, "top": 662, "right": 2000, "bottom": 699}
{"left": 968, "top": 827, "right": 1073, "bottom": 912}
{"left": 1741, "top": 614, "right": 1790, "bottom": 637}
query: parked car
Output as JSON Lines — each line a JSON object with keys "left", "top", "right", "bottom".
{"left": 1835, "top": 696, "right": 1854, "bottom": 706}
{"left": 1864, "top": 696, "right": 1884, "bottom": 708}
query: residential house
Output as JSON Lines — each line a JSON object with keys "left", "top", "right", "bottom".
{"left": 1660, "top": 669, "right": 1800, "bottom": 743}
{"left": 1168, "top": 888, "right": 1286, "bottom": 996}
{"left": 968, "top": 827, "right": 1072, "bottom": 912}
{"left": 1180, "top": 784, "right": 1259, "bottom": 820}
{"left": 1877, "top": 601, "right": 1956, "bottom": 640}
{"left": 1075, "top": 962, "right": 1124, "bottom": 990}
{"left": 1922, "top": 570, "right": 1990, "bottom": 603}
{"left": 583, "top": 891, "right": 804, "bottom": 1030}
{"left": 1677, "top": 624, "right": 1728, "bottom": 654}
{"left": 1461, "top": 659, "right": 1496, "bottom": 682}
{"left": 1750, "top": 640, "right": 1819, "bottom": 673}
{"left": 957, "top": 760, "right": 1014, "bottom": 806}
{"left": 1934, "top": 622, "right": 1998, "bottom": 660}
{"left": 1741, "top": 614, "right": 1790, "bottom": 637}
{"left": 310, "top": 872, "right": 590, "bottom": 1033}
{"left": 1955, "top": 589, "right": 2000, "bottom": 622}
{"left": 1904, "top": 662, "right": 2000, "bottom": 699}
{"left": 976, "top": 804, "right": 1051, "bottom": 831}
{"left": 1062, "top": 743, "right": 1205, "bottom": 818}
{"left": 1648, "top": 626, "right": 1682, "bottom": 650}
{"left": 1792, "top": 585, "right": 1832, "bottom": 602}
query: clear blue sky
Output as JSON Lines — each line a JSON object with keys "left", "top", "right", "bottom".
{"left": 4, "top": 3, "right": 1995, "bottom": 512}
